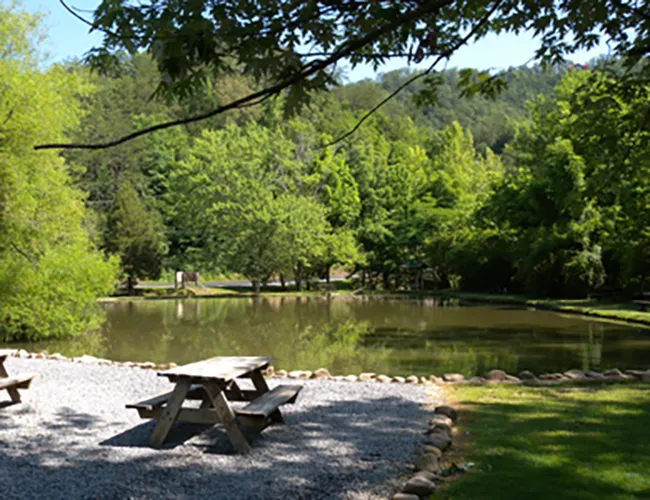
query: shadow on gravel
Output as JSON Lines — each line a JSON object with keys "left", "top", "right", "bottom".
{"left": 1, "top": 394, "right": 426, "bottom": 499}
{"left": 43, "top": 407, "right": 107, "bottom": 431}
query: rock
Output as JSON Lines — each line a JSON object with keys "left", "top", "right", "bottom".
{"left": 122, "top": 361, "right": 137, "bottom": 368}
{"left": 564, "top": 369, "right": 586, "bottom": 380}
{"left": 275, "top": 369, "right": 288, "bottom": 377}
{"left": 73, "top": 355, "right": 99, "bottom": 364}
{"left": 392, "top": 376, "right": 406, "bottom": 384}
{"left": 642, "top": 371, "right": 650, "bottom": 383}
{"left": 624, "top": 369, "right": 646, "bottom": 379}
{"left": 17, "top": 349, "right": 30, "bottom": 359}
{"left": 405, "top": 375, "right": 419, "bottom": 384}
{"left": 392, "top": 493, "right": 419, "bottom": 500}
{"left": 429, "top": 423, "right": 453, "bottom": 437}
{"left": 429, "top": 375, "right": 443, "bottom": 384}
{"left": 288, "top": 370, "right": 309, "bottom": 378}
{"left": 585, "top": 370, "right": 606, "bottom": 380}
{"left": 421, "top": 445, "right": 443, "bottom": 458}
{"left": 486, "top": 369, "right": 508, "bottom": 381}
{"left": 139, "top": 361, "right": 156, "bottom": 369}
{"left": 413, "top": 470, "right": 440, "bottom": 482}
{"left": 603, "top": 368, "right": 624, "bottom": 377}
{"left": 96, "top": 358, "right": 112, "bottom": 366}
{"left": 168, "top": 362, "right": 178, "bottom": 369}
{"left": 312, "top": 367, "right": 331, "bottom": 378}
{"left": 425, "top": 430, "right": 452, "bottom": 451}
{"left": 414, "top": 454, "right": 439, "bottom": 472}
{"left": 419, "top": 376, "right": 429, "bottom": 384}
{"left": 358, "top": 372, "right": 376, "bottom": 381}
{"left": 518, "top": 370, "right": 537, "bottom": 380}
{"left": 434, "top": 405, "right": 458, "bottom": 423}
{"left": 265, "top": 365, "right": 275, "bottom": 376}
{"left": 376, "top": 374, "right": 392, "bottom": 383}
{"left": 332, "top": 375, "right": 346, "bottom": 381}
{"left": 468, "top": 376, "right": 485, "bottom": 384}
{"left": 504, "top": 375, "right": 521, "bottom": 383}
{"left": 443, "top": 373, "right": 465, "bottom": 382}
{"left": 403, "top": 476, "right": 438, "bottom": 497}
{"left": 48, "top": 353, "right": 67, "bottom": 361}
{"left": 344, "top": 375, "right": 358, "bottom": 382}
{"left": 429, "top": 414, "right": 453, "bottom": 428}
{"left": 34, "top": 353, "right": 46, "bottom": 359}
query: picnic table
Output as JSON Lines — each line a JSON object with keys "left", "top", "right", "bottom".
{"left": 127, "top": 356, "right": 302, "bottom": 452}
{"left": 0, "top": 349, "right": 36, "bottom": 404}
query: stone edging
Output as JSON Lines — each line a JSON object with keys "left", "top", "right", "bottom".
{"left": 8, "top": 351, "right": 650, "bottom": 385}
{"left": 390, "top": 405, "right": 458, "bottom": 499}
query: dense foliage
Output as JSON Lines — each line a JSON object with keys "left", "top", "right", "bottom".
{"left": 61, "top": 45, "right": 650, "bottom": 299}
{"left": 0, "top": 6, "right": 119, "bottom": 342}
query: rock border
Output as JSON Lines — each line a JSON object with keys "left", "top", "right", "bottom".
{"left": 7, "top": 350, "right": 650, "bottom": 384}
{"left": 390, "top": 404, "right": 459, "bottom": 499}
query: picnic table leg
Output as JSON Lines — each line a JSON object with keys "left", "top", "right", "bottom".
{"left": 203, "top": 382, "right": 251, "bottom": 454}
{"left": 0, "top": 361, "right": 21, "bottom": 403}
{"left": 150, "top": 379, "right": 191, "bottom": 446}
{"left": 250, "top": 370, "right": 284, "bottom": 424}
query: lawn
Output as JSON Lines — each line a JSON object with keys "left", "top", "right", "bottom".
{"left": 439, "top": 383, "right": 650, "bottom": 500}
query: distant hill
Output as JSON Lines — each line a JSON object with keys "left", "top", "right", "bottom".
{"left": 336, "top": 65, "right": 567, "bottom": 152}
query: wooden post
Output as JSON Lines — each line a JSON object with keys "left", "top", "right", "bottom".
{"left": 203, "top": 382, "right": 251, "bottom": 453}
{"left": 0, "top": 362, "right": 21, "bottom": 403}
{"left": 150, "top": 379, "right": 191, "bottom": 446}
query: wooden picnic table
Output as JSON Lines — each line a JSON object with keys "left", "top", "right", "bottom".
{"left": 0, "top": 349, "right": 36, "bottom": 404}
{"left": 127, "top": 356, "right": 302, "bottom": 452}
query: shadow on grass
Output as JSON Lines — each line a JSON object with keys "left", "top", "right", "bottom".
{"left": 441, "top": 383, "right": 650, "bottom": 500}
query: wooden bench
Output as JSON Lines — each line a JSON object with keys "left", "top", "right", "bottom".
{"left": 0, "top": 374, "right": 36, "bottom": 392}
{"left": 235, "top": 384, "right": 302, "bottom": 429}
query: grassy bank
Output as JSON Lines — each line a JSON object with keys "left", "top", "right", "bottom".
{"left": 439, "top": 383, "right": 650, "bottom": 500}
{"left": 362, "top": 289, "right": 650, "bottom": 327}
{"left": 103, "top": 280, "right": 354, "bottom": 301}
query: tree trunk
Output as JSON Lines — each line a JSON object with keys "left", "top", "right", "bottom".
{"left": 326, "top": 266, "right": 331, "bottom": 285}
{"left": 294, "top": 264, "right": 303, "bottom": 291}
{"left": 382, "top": 271, "right": 390, "bottom": 290}
{"left": 127, "top": 275, "right": 135, "bottom": 295}
{"left": 361, "top": 269, "right": 366, "bottom": 287}
{"left": 252, "top": 279, "right": 261, "bottom": 293}
{"left": 280, "top": 273, "right": 286, "bottom": 291}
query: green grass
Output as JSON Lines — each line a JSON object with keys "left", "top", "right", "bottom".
{"left": 439, "top": 383, "right": 650, "bottom": 500}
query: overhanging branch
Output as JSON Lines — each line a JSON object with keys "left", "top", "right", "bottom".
{"left": 35, "top": 0, "right": 455, "bottom": 150}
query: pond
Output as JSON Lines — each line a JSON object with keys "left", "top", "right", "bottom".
{"left": 13, "top": 296, "right": 650, "bottom": 377}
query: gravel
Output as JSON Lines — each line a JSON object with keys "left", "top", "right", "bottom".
{"left": 0, "top": 358, "right": 442, "bottom": 500}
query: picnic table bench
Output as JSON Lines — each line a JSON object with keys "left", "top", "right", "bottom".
{"left": 0, "top": 349, "right": 36, "bottom": 404}
{"left": 127, "top": 356, "right": 301, "bottom": 452}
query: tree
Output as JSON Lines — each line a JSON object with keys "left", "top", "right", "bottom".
{"left": 39, "top": 0, "right": 650, "bottom": 149}
{"left": 0, "top": 4, "right": 119, "bottom": 341}
{"left": 106, "top": 181, "right": 166, "bottom": 292}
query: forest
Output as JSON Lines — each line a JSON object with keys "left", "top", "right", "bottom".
{"left": 1, "top": 3, "right": 650, "bottom": 341}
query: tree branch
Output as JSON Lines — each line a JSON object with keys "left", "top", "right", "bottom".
{"left": 36, "top": 0, "right": 454, "bottom": 150}
{"left": 321, "top": 0, "right": 505, "bottom": 149}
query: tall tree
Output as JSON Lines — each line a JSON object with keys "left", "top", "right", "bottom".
{"left": 0, "top": 4, "right": 118, "bottom": 341}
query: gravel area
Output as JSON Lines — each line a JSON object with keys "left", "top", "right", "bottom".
{"left": 0, "top": 358, "right": 442, "bottom": 500}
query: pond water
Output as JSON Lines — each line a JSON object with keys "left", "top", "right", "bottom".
{"left": 14, "top": 296, "right": 650, "bottom": 377}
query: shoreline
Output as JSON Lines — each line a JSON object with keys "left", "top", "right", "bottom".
{"left": 8, "top": 349, "right": 650, "bottom": 387}
{"left": 101, "top": 287, "right": 650, "bottom": 329}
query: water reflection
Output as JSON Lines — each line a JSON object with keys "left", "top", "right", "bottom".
{"left": 13, "top": 296, "right": 650, "bottom": 377}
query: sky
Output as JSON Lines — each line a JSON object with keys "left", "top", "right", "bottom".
{"left": 26, "top": 0, "right": 610, "bottom": 82}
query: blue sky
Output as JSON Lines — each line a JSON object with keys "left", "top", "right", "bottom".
{"left": 26, "top": 0, "right": 609, "bottom": 82}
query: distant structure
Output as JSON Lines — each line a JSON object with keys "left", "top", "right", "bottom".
{"left": 175, "top": 271, "right": 200, "bottom": 289}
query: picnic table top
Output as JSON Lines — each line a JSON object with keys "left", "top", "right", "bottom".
{"left": 158, "top": 356, "right": 273, "bottom": 382}
{"left": 0, "top": 349, "right": 16, "bottom": 360}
